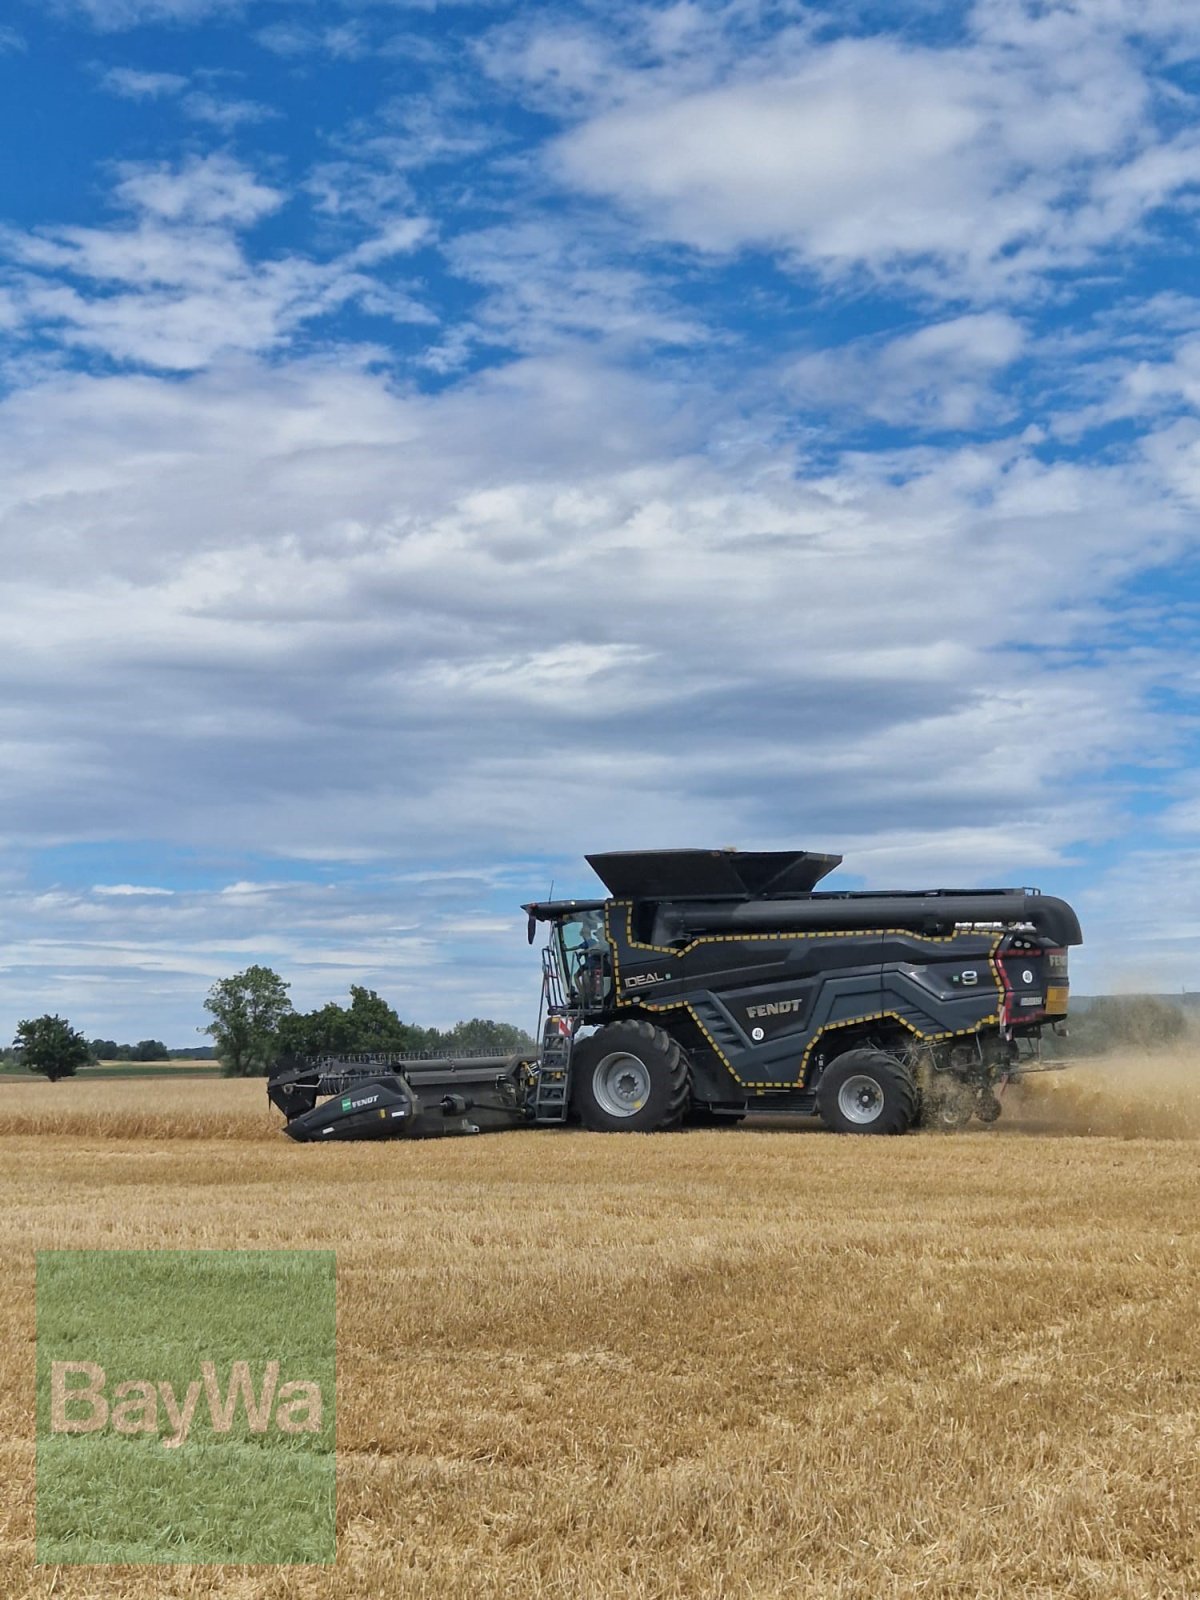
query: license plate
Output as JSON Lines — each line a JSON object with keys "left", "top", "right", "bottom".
{"left": 1045, "top": 985, "right": 1068, "bottom": 1014}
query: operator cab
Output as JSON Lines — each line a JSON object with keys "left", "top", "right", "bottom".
{"left": 524, "top": 899, "right": 613, "bottom": 1013}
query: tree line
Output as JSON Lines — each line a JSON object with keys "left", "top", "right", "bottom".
{"left": 0, "top": 1024, "right": 208, "bottom": 1077}
{"left": 202, "top": 966, "right": 534, "bottom": 1077}
{"left": 6, "top": 966, "right": 535, "bottom": 1081}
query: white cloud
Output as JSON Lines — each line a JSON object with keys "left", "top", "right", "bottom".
{"left": 347, "top": 216, "right": 433, "bottom": 265}
{"left": 543, "top": 14, "right": 1198, "bottom": 297}
{"left": 114, "top": 153, "right": 282, "bottom": 227}
{"left": 788, "top": 313, "right": 1026, "bottom": 429}
{"left": 180, "top": 89, "right": 278, "bottom": 130}
{"left": 1, "top": 156, "right": 432, "bottom": 369}
{"left": 256, "top": 20, "right": 369, "bottom": 59}
{"left": 99, "top": 66, "right": 189, "bottom": 96}
{"left": 0, "top": 25, "right": 29, "bottom": 52}
{"left": 93, "top": 883, "right": 175, "bottom": 895}
{"left": 0, "top": 352, "right": 1188, "bottom": 893}
{"left": 97, "top": 66, "right": 278, "bottom": 128}
{"left": 439, "top": 220, "right": 707, "bottom": 361}
{"left": 60, "top": 0, "right": 242, "bottom": 28}
{"left": 1076, "top": 846, "right": 1200, "bottom": 993}
{"left": 0, "top": 874, "right": 545, "bottom": 1038}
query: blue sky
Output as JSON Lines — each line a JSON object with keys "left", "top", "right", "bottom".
{"left": 2, "top": 0, "right": 1200, "bottom": 1042}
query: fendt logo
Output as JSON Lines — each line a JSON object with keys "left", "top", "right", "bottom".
{"left": 50, "top": 1359, "right": 323, "bottom": 1450}
{"left": 746, "top": 997, "right": 804, "bottom": 1019}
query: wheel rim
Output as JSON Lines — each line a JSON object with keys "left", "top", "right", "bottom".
{"left": 592, "top": 1052, "right": 651, "bottom": 1118}
{"left": 837, "top": 1073, "right": 885, "bottom": 1125}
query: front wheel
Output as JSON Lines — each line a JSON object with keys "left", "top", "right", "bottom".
{"left": 816, "top": 1049, "right": 918, "bottom": 1135}
{"left": 571, "top": 1020, "right": 690, "bottom": 1132}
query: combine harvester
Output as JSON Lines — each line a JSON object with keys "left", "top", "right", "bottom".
{"left": 267, "top": 848, "right": 1081, "bottom": 1141}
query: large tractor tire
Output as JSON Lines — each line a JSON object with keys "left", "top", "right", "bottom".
{"left": 816, "top": 1049, "right": 919, "bottom": 1135}
{"left": 571, "top": 1020, "right": 691, "bottom": 1132}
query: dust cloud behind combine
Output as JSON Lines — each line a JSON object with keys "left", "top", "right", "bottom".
{"left": 1007, "top": 1046, "right": 1200, "bottom": 1139}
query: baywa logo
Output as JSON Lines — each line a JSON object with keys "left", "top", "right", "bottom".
{"left": 50, "top": 1357, "right": 323, "bottom": 1450}
{"left": 36, "top": 1250, "right": 336, "bottom": 1565}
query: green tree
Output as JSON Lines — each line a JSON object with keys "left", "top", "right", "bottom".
{"left": 14, "top": 1015, "right": 91, "bottom": 1082}
{"left": 275, "top": 987, "right": 431, "bottom": 1059}
{"left": 89, "top": 1038, "right": 120, "bottom": 1060}
{"left": 203, "top": 966, "right": 293, "bottom": 1077}
{"left": 346, "top": 986, "right": 425, "bottom": 1052}
{"left": 429, "top": 1018, "right": 536, "bottom": 1056}
{"left": 277, "top": 1001, "right": 358, "bottom": 1059}
{"left": 133, "top": 1039, "right": 169, "bottom": 1062}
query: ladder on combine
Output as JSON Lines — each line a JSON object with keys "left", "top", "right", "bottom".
{"left": 532, "top": 1018, "right": 573, "bottom": 1122}
{"left": 531, "top": 947, "right": 576, "bottom": 1122}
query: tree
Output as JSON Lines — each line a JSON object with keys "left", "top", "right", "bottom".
{"left": 277, "top": 987, "right": 428, "bottom": 1059}
{"left": 277, "top": 1001, "right": 359, "bottom": 1060}
{"left": 132, "top": 1039, "right": 169, "bottom": 1062}
{"left": 203, "top": 966, "right": 293, "bottom": 1077}
{"left": 89, "top": 1038, "right": 120, "bottom": 1060}
{"left": 15, "top": 1015, "right": 91, "bottom": 1082}
{"left": 346, "top": 986, "right": 426, "bottom": 1052}
{"left": 429, "top": 1018, "right": 537, "bottom": 1056}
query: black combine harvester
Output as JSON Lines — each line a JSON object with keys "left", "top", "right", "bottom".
{"left": 267, "top": 848, "right": 1082, "bottom": 1141}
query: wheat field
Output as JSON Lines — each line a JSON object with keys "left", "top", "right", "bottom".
{"left": 1, "top": 1054, "right": 1198, "bottom": 1599}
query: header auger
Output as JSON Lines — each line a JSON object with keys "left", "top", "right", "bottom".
{"left": 267, "top": 847, "right": 1082, "bottom": 1140}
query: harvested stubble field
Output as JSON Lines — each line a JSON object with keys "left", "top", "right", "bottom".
{"left": 1, "top": 1054, "right": 1198, "bottom": 1599}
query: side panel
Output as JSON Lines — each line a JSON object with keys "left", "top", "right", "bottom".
{"left": 605, "top": 902, "right": 1004, "bottom": 1092}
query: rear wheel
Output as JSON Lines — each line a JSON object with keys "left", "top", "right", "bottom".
{"left": 817, "top": 1049, "right": 918, "bottom": 1135}
{"left": 572, "top": 1020, "right": 690, "bottom": 1132}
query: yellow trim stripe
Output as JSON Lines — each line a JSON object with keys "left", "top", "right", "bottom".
{"left": 606, "top": 902, "right": 1004, "bottom": 1089}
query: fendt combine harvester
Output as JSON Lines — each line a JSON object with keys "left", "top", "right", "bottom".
{"left": 267, "top": 848, "right": 1082, "bottom": 1141}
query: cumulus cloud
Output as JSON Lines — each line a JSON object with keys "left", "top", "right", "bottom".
{"left": 114, "top": 153, "right": 282, "bottom": 226}
{"left": 439, "top": 220, "right": 707, "bottom": 361}
{"left": 3, "top": 338, "right": 1193, "bottom": 1026}
{"left": 538, "top": 8, "right": 1200, "bottom": 297}
{"left": 0, "top": 155, "right": 431, "bottom": 369}
{"left": 788, "top": 314, "right": 1027, "bottom": 430}
{"left": 0, "top": 351, "right": 1186, "bottom": 860}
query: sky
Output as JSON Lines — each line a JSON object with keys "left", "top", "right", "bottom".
{"left": 2, "top": 0, "right": 1200, "bottom": 1043}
